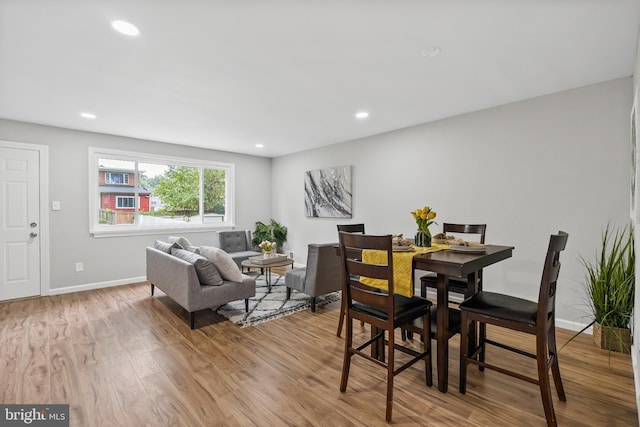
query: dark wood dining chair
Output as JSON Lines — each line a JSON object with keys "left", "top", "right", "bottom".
{"left": 338, "top": 231, "right": 432, "bottom": 422}
{"left": 336, "top": 223, "right": 365, "bottom": 337}
{"left": 420, "top": 223, "right": 487, "bottom": 299}
{"left": 459, "top": 231, "right": 568, "bottom": 427}
{"left": 406, "top": 223, "right": 486, "bottom": 343}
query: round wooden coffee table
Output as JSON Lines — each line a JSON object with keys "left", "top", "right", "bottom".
{"left": 241, "top": 257, "right": 294, "bottom": 292}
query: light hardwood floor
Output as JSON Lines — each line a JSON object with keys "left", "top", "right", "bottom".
{"left": 0, "top": 281, "right": 637, "bottom": 426}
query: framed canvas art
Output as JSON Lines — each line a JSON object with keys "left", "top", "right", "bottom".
{"left": 304, "top": 165, "right": 352, "bottom": 218}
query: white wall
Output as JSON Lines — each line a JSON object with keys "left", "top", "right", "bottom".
{"left": 272, "top": 77, "right": 633, "bottom": 328}
{"left": 0, "top": 119, "right": 272, "bottom": 291}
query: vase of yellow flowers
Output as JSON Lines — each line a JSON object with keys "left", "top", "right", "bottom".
{"left": 411, "top": 205, "right": 437, "bottom": 247}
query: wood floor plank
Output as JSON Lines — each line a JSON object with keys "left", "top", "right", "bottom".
{"left": 19, "top": 310, "right": 50, "bottom": 403}
{"left": 0, "top": 282, "right": 637, "bottom": 426}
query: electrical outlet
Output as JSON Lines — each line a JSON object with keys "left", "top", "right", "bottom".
{"left": 288, "top": 251, "right": 294, "bottom": 259}
{"left": 75, "top": 262, "right": 83, "bottom": 272}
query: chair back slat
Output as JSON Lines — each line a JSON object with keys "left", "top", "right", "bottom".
{"left": 350, "top": 283, "right": 390, "bottom": 309}
{"left": 537, "top": 231, "right": 569, "bottom": 323}
{"left": 337, "top": 224, "right": 366, "bottom": 234}
{"left": 443, "top": 223, "right": 487, "bottom": 244}
{"left": 346, "top": 259, "right": 391, "bottom": 280}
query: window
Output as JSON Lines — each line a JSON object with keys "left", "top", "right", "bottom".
{"left": 116, "top": 196, "right": 136, "bottom": 208}
{"left": 105, "top": 172, "right": 129, "bottom": 185}
{"left": 89, "top": 147, "right": 235, "bottom": 237}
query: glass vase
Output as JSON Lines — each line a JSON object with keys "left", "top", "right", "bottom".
{"left": 414, "top": 230, "right": 432, "bottom": 247}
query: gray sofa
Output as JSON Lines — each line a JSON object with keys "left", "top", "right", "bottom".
{"left": 284, "top": 243, "right": 342, "bottom": 312}
{"left": 217, "top": 230, "right": 262, "bottom": 267}
{"left": 146, "top": 246, "right": 256, "bottom": 329}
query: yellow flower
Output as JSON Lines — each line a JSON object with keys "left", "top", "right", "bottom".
{"left": 411, "top": 203, "right": 438, "bottom": 237}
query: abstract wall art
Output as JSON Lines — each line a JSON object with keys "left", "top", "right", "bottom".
{"left": 304, "top": 165, "right": 352, "bottom": 218}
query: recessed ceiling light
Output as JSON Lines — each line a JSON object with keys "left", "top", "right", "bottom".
{"left": 422, "top": 47, "right": 441, "bottom": 58}
{"left": 80, "top": 112, "right": 96, "bottom": 119}
{"left": 255, "top": 144, "right": 264, "bottom": 148}
{"left": 355, "top": 111, "right": 369, "bottom": 119}
{"left": 111, "top": 20, "right": 140, "bottom": 36}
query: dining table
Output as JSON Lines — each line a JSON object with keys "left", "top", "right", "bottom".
{"left": 412, "top": 244, "right": 514, "bottom": 392}
{"left": 335, "top": 240, "right": 514, "bottom": 393}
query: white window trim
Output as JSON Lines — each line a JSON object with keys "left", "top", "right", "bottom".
{"left": 89, "top": 147, "right": 235, "bottom": 238}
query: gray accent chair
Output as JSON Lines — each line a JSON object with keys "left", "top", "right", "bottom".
{"left": 284, "top": 243, "right": 341, "bottom": 312}
{"left": 217, "top": 230, "right": 261, "bottom": 267}
{"left": 146, "top": 247, "right": 256, "bottom": 329}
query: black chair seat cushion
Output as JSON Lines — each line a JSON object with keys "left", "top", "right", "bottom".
{"left": 408, "top": 305, "right": 461, "bottom": 337}
{"left": 353, "top": 294, "right": 432, "bottom": 325}
{"left": 421, "top": 274, "right": 468, "bottom": 295}
{"left": 459, "top": 292, "right": 538, "bottom": 325}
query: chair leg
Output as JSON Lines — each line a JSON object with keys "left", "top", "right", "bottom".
{"left": 386, "top": 328, "right": 394, "bottom": 422}
{"left": 548, "top": 323, "right": 566, "bottom": 401}
{"left": 190, "top": 312, "right": 195, "bottom": 330}
{"left": 424, "top": 313, "right": 432, "bottom": 387}
{"left": 245, "top": 298, "right": 249, "bottom": 312}
{"left": 310, "top": 297, "right": 316, "bottom": 313}
{"left": 336, "top": 296, "right": 364, "bottom": 337}
{"left": 286, "top": 287, "right": 292, "bottom": 300}
{"left": 536, "top": 335, "right": 557, "bottom": 427}
{"left": 336, "top": 297, "right": 346, "bottom": 337}
{"left": 340, "top": 315, "right": 353, "bottom": 392}
{"left": 150, "top": 283, "right": 155, "bottom": 296}
{"left": 478, "top": 322, "right": 486, "bottom": 371}
{"left": 459, "top": 311, "right": 470, "bottom": 394}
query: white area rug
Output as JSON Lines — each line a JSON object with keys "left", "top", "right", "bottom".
{"left": 216, "top": 272, "right": 341, "bottom": 327}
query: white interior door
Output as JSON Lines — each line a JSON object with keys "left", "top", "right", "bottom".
{"left": 0, "top": 146, "right": 40, "bottom": 300}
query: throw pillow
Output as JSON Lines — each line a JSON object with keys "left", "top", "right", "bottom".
{"left": 168, "top": 235, "right": 200, "bottom": 253}
{"left": 171, "top": 248, "right": 224, "bottom": 286}
{"left": 199, "top": 246, "right": 243, "bottom": 283}
{"left": 153, "top": 240, "right": 179, "bottom": 254}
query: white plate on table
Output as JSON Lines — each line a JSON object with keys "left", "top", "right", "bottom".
{"left": 448, "top": 245, "right": 487, "bottom": 254}
{"left": 393, "top": 246, "right": 414, "bottom": 252}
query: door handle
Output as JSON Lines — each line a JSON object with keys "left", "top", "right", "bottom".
{"left": 30, "top": 232, "right": 38, "bottom": 238}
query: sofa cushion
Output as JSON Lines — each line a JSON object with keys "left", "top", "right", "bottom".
{"left": 168, "top": 235, "right": 200, "bottom": 253}
{"left": 154, "top": 239, "right": 179, "bottom": 254}
{"left": 171, "top": 248, "right": 224, "bottom": 286}
{"left": 199, "top": 246, "right": 244, "bottom": 283}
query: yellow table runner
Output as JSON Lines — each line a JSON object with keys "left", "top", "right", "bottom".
{"left": 360, "top": 243, "right": 449, "bottom": 297}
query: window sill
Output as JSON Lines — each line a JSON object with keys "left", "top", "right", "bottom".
{"left": 90, "top": 223, "right": 235, "bottom": 238}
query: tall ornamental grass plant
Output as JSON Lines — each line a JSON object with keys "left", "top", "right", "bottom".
{"left": 582, "top": 223, "right": 634, "bottom": 331}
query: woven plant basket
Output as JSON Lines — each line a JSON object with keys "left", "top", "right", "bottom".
{"left": 593, "top": 322, "right": 631, "bottom": 354}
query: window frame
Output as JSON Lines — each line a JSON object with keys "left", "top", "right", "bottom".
{"left": 89, "top": 147, "right": 235, "bottom": 238}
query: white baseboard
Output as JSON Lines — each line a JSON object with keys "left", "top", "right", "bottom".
{"left": 555, "top": 318, "right": 593, "bottom": 334}
{"left": 48, "top": 276, "right": 147, "bottom": 295}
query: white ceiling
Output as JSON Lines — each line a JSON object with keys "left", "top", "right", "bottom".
{"left": 1, "top": 1, "right": 639, "bottom": 158}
